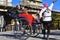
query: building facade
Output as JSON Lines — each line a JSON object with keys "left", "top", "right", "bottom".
{"left": 21, "top": 0, "right": 43, "bottom": 12}
{"left": 21, "top": 0, "right": 42, "bottom": 7}
{"left": 21, "top": 0, "right": 43, "bottom": 19}
{"left": 0, "top": 0, "right": 12, "bottom": 6}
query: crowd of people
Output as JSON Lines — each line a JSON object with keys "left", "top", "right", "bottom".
{"left": 0, "top": 0, "right": 57, "bottom": 40}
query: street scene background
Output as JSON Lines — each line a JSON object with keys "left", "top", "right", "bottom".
{"left": 0, "top": 0, "right": 60, "bottom": 40}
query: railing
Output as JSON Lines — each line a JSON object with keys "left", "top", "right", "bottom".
{"left": 1, "top": 19, "right": 60, "bottom": 32}
{"left": 52, "top": 20, "right": 60, "bottom": 29}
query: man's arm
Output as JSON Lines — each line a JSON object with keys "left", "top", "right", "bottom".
{"left": 39, "top": 7, "right": 47, "bottom": 18}
{"left": 48, "top": 0, "right": 57, "bottom": 10}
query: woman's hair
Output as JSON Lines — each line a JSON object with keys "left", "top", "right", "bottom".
{"left": 43, "top": 3, "right": 48, "bottom": 8}
{"left": 16, "top": 5, "right": 20, "bottom": 9}
{"left": 16, "top": 5, "right": 24, "bottom": 9}
{"left": 23, "top": 8, "right": 28, "bottom": 13}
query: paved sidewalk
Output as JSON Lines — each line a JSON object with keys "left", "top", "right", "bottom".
{"left": 0, "top": 30, "right": 60, "bottom": 40}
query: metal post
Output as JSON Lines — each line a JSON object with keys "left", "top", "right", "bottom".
{"left": 18, "top": 25, "right": 19, "bottom": 31}
{"left": 1, "top": 27, "right": 2, "bottom": 32}
{"left": 36, "top": 25, "right": 38, "bottom": 34}
{"left": 11, "top": 25, "right": 14, "bottom": 32}
{"left": 30, "top": 25, "right": 32, "bottom": 35}
{"left": 58, "top": 20, "right": 60, "bottom": 29}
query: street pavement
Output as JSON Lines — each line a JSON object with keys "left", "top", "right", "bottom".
{"left": 0, "top": 30, "right": 60, "bottom": 40}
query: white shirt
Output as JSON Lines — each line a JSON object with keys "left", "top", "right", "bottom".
{"left": 39, "top": 3, "right": 54, "bottom": 21}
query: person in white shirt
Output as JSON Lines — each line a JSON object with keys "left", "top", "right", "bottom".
{"left": 39, "top": 0, "right": 57, "bottom": 39}
{"left": 0, "top": 15, "right": 4, "bottom": 32}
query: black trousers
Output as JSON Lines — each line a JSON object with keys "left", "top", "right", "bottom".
{"left": 42, "top": 21, "right": 52, "bottom": 38}
{"left": 32, "top": 24, "right": 36, "bottom": 34}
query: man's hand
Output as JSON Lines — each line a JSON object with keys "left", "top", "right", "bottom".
{"left": 53, "top": 0, "right": 57, "bottom": 3}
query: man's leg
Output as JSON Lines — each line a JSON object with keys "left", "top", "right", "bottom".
{"left": 32, "top": 24, "right": 36, "bottom": 34}
{"left": 47, "top": 22, "right": 51, "bottom": 40}
{"left": 47, "top": 26, "right": 50, "bottom": 40}
{"left": 42, "top": 27, "right": 46, "bottom": 38}
{"left": 43, "top": 23, "right": 46, "bottom": 38}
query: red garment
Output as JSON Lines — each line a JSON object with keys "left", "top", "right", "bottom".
{"left": 19, "top": 13, "right": 34, "bottom": 26}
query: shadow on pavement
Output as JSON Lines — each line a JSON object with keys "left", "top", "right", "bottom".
{"left": 50, "top": 32, "right": 60, "bottom": 36}
{"left": 0, "top": 31, "right": 60, "bottom": 40}
{"left": 0, "top": 33, "right": 30, "bottom": 40}
{"left": 31, "top": 36, "right": 58, "bottom": 40}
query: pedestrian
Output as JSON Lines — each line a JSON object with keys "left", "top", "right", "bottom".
{"left": 39, "top": 0, "right": 57, "bottom": 39}
{"left": 32, "top": 13, "right": 41, "bottom": 35}
{"left": 16, "top": 5, "right": 22, "bottom": 14}
{"left": 11, "top": 19, "right": 15, "bottom": 31}
{"left": 0, "top": 15, "right": 4, "bottom": 32}
{"left": 7, "top": 5, "right": 22, "bottom": 31}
